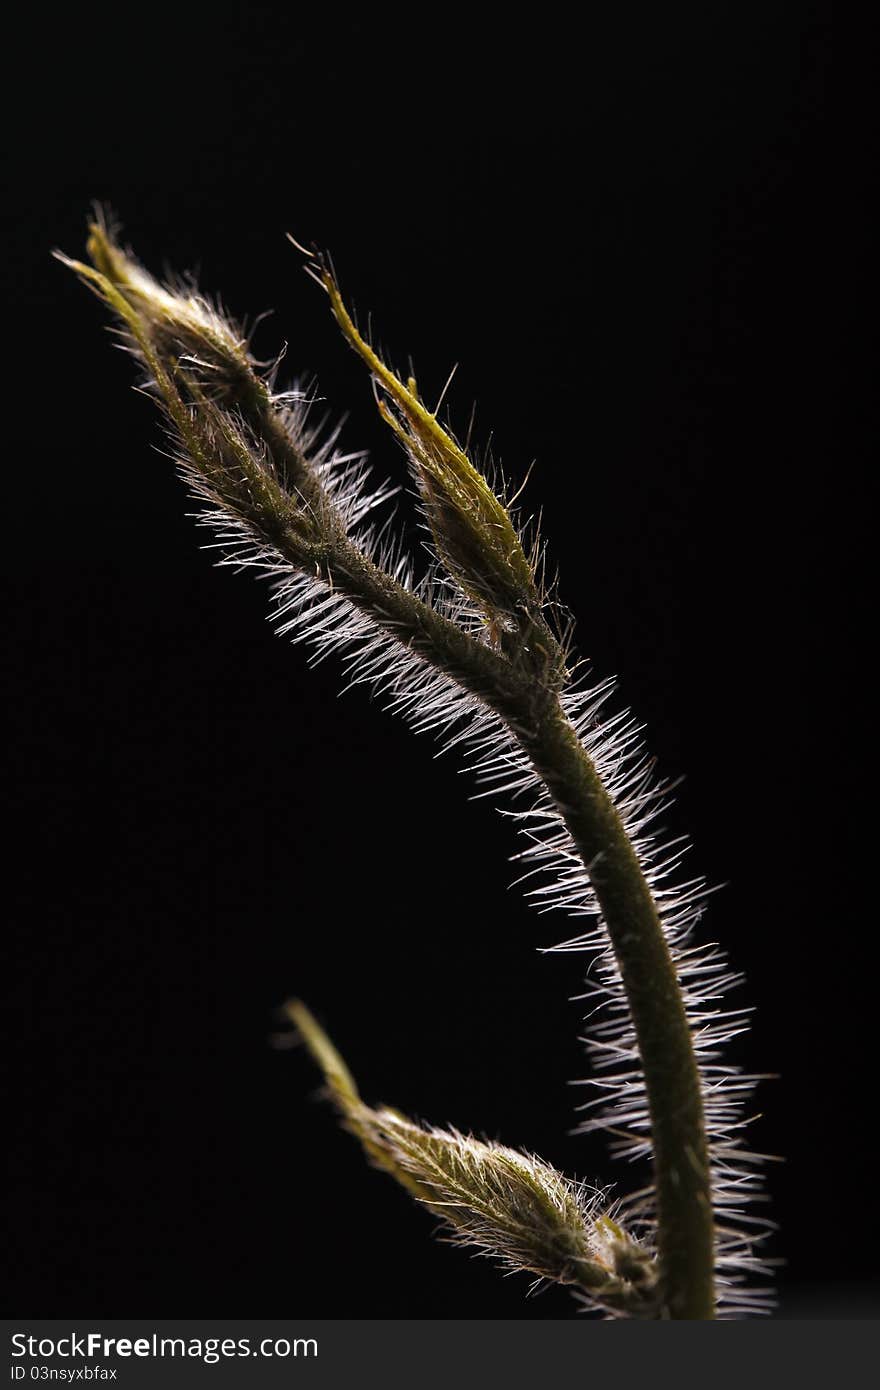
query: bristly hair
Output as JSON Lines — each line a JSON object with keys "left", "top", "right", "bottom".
{"left": 60, "top": 221, "right": 773, "bottom": 1316}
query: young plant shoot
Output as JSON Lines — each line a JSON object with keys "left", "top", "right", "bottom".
{"left": 60, "top": 216, "right": 770, "bottom": 1319}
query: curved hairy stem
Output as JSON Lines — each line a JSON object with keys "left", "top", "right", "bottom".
{"left": 227, "top": 422, "right": 714, "bottom": 1316}
{"left": 60, "top": 221, "right": 720, "bottom": 1317}
{"left": 518, "top": 703, "right": 714, "bottom": 1319}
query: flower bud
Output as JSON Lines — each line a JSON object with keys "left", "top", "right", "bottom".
{"left": 313, "top": 262, "right": 566, "bottom": 684}
{"left": 286, "top": 1000, "right": 659, "bottom": 1314}
{"left": 85, "top": 214, "right": 262, "bottom": 405}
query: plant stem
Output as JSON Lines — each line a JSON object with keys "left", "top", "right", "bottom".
{"left": 66, "top": 231, "right": 728, "bottom": 1317}
{"left": 270, "top": 519, "right": 716, "bottom": 1318}
{"left": 518, "top": 703, "right": 715, "bottom": 1319}
{"left": 247, "top": 391, "right": 717, "bottom": 1319}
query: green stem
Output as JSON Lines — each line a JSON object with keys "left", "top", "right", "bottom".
{"left": 272, "top": 556, "right": 716, "bottom": 1317}
{"left": 246, "top": 388, "right": 717, "bottom": 1320}
{"left": 518, "top": 703, "right": 715, "bottom": 1320}
{"left": 70, "top": 239, "right": 716, "bottom": 1316}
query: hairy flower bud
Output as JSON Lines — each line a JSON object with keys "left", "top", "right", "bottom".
{"left": 84, "top": 214, "right": 264, "bottom": 407}
{"left": 56, "top": 240, "right": 327, "bottom": 569}
{"left": 286, "top": 1001, "right": 659, "bottom": 1315}
{"left": 310, "top": 257, "right": 566, "bottom": 685}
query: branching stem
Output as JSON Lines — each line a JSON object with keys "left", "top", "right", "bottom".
{"left": 227, "top": 342, "right": 717, "bottom": 1319}
{"left": 62, "top": 230, "right": 718, "bottom": 1317}
{"left": 256, "top": 405, "right": 715, "bottom": 1318}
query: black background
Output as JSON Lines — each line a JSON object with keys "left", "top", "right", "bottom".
{"left": 6, "top": 4, "right": 869, "bottom": 1319}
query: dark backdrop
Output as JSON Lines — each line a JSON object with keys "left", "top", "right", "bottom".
{"left": 7, "top": 4, "right": 866, "bottom": 1319}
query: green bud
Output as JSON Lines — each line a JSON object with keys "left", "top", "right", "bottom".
{"left": 84, "top": 214, "right": 264, "bottom": 408}
{"left": 286, "top": 1001, "right": 659, "bottom": 1314}
{"left": 313, "top": 263, "right": 566, "bottom": 685}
